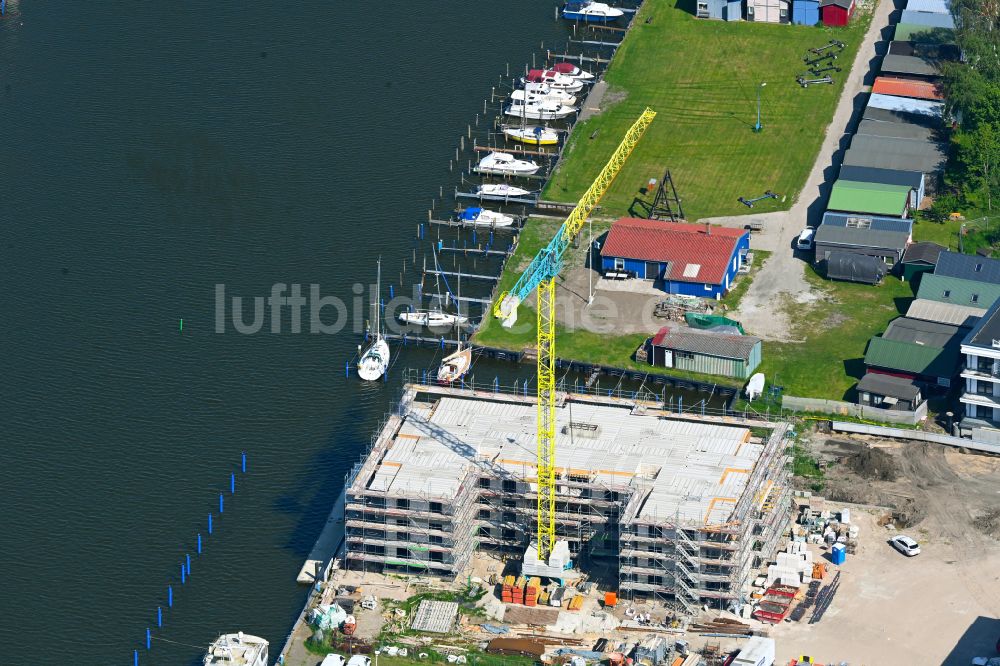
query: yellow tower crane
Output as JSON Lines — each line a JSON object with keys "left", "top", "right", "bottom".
{"left": 493, "top": 108, "right": 656, "bottom": 561}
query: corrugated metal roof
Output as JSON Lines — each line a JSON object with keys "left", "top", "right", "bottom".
{"left": 838, "top": 164, "right": 925, "bottom": 190}
{"left": 872, "top": 76, "right": 944, "bottom": 101}
{"left": 883, "top": 316, "right": 963, "bottom": 347}
{"left": 905, "top": 0, "right": 950, "bottom": 14}
{"left": 650, "top": 325, "right": 761, "bottom": 361}
{"left": 827, "top": 179, "right": 911, "bottom": 216}
{"left": 901, "top": 241, "right": 945, "bottom": 265}
{"left": 881, "top": 54, "right": 941, "bottom": 77}
{"left": 815, "top": 224, "right": 910, "bottom": 251}
{"left": 857, "top": 372, "right": 922, "bottom": 400}
{"left": 888, "top": 40, "right": 961, "bottom": 60}
{"left": 894, "top": 22, "right": 956, "bottom": 41}
{"left": 906, "top": 298, "right": 983, "bottom": 327}
{"left": 864, "top": 336, "right": 955, "bottom": 377}
{"left": 916, "top": 273, "right": 1000, "bottom": 307}
{"left": 821, "top": 211, "right": 913, "bottom": 232}
{"left": 600, "top": 218, "right": 746, "bottom": 285}
{"left": 901, "top": 9, "right": 955, "bottom": 26}
{"left": 863, "top": 106, "right": 943, "bottom": 129}
{"left": 858, "top": 117, "right": 937, "bottom": 141}
{"left": 868, "top": 94, "right": 944, "bottom": 118}
{"left": 844, "top": 138, "right": 947, "bottom": 174}
{"left": 935, "top": 251, "right": 1000, "bottom": 284}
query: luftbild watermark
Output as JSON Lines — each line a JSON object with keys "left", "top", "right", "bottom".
{"left": 213, "top": 282, "right": 678, "bottom": 336}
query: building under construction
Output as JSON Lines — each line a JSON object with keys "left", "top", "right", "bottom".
{"left": 344, "top": 383, "right": 791, "bottom": 613}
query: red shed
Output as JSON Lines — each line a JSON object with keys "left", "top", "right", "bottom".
{"left": 819, "top": 0, "right": 854, "bottom": 25}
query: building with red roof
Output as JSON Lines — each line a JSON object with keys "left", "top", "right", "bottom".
{"left": 871, "top": 76, "right": 944, "bottom": 101}
{"left": 599, "top": 218, "right": 750, "bottom": 299}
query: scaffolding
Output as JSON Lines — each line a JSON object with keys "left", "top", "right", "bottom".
{"left": 343, "top": 384, "right": 792, "bottom": 607}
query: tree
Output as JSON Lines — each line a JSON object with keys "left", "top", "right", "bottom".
{"left": 961, "top": 122, "right": 1000, "bottom": 210}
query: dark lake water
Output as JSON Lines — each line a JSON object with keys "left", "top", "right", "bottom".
{"left": 0, "top": 2, "right": 714, "bottom": 663}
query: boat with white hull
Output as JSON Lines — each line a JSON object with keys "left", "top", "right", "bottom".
{"left": 521, "top": 69, "right": 585, "bottom": 93}
{"left": 502, "top": 125, "right": 561, "bottom": 146}
{"left": 474, "top": 151, "right": 540, "bottom": 176}
{"left": 475, "top": 183, "right": 534, "bottom": 199}
{"left": 562, "top": 1, "right": 624, "bottom": 22}
{"left": 357, "top": 258, "right": 390, "bottom": 381}
{"left": 437, "top": 345, "right": 472, "bottom": 384}
{"left": 204, "top": 632, "right": 268, "bottom": 666}
{"left": 551, "top": 62, "right": 595, "bottom": 81}
{"left": 505, "top": 99, "right": 577, "bottom": 121}
{"left": 511, "top": 89, "right": 578, "bottom": 107}
{"left": 519, "top": 84, "right": 578, "bottom": 105}
{"left": 456, "top": 207, "right": 515, "bottom": 227}
{"left": 398, "top": 310, "right": 468, "bottom": 327}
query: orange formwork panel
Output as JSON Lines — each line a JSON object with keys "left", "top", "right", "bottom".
{"left": 604, "top": 592, "right": 618, "bottom": 608}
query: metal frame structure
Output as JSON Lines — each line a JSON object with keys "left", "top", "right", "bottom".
{"left": 493, "top": 108, "right": 656, "bottom": 561}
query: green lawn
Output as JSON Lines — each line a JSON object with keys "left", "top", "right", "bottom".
{"left": 758, "top": 266, "right": 914, "bottom": 399}
{"left": 543, "top": 0, "right": 870, "bottom": 221}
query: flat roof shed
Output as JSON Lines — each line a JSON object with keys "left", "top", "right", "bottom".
{"left": 900, "top": 9, "right": 955, "bottom": 26}
{"left": 867, "top": 94, "right": 944, "bottom": 119}
{"left": 844, "top": 137, "right": 947, "bottom": 175}
{"left": 839, "top": 164, "right": 926, "bottom": 206}
{"left": 894, "top": 22, "right": 956, "bottom": 42}
{"left": 883, "top": 316, "right": 963, "bottom": 348}
{"left": 905, "top": 0, "right": 950, "bottom": 13}
{"left": 827, "top": 180, "right": 911, "bottom": 217}
{"left": 857, "top": 118, "right": 937, "bottom": 141}
{"left": 880, "top": 54, "right": 941, "bottom": 78}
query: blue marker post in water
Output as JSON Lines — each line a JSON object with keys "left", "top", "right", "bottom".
{"left": 197, "top": 533, "right": 203, "bottom": 555}
{"left": 180, "top": 563, "right": 186, "bottom": 585}
{"left": 134, "top": 649, "right": 139, "bottom": 666}
{"left": 230, "top": 472, "right": 236, "bottom": 494}
{"left": 241, "top": 451, "right": 247, "bottom": 474}
{"left": 186, "top": 553, "right": 191, "bottom": 576}
{"left": 208, "top": 513, "right": 213, "bottom": 535}
{"left": 157, "top": 606, "right": 162, "bottom": 628}
{"left": 168, "top": 585, "right": 173, "bottom": 608}
{"left": 146, "top": 628, "right": 151, "bottom": 650}
{"left": 219, "top": 493, "right": 224, "bottom": 514}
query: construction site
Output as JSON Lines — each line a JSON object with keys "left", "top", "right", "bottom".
{"left": 343, "top": 383, "right": 791, "bottom": 616}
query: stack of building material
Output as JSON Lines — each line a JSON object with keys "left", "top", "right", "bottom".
{"left": 502, "top": 575, "right": 515, "bottom": 604}
{"left": 513, "top": 576, "right": 526, "bottom": 605}
{"left": 567, "top": 594, "right": 584, "bottom": 611}
{"left": 525, "top": 578, "right": 540, "bottom": 607}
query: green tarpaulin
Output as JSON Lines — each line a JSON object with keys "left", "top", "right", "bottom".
{"left": 685, "top": 313, "right": 745, "bottom": 334}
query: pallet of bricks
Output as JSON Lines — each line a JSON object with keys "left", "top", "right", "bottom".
{"left": 525, "top": 578, "right": 541, "bottom": 607}
{"left": 502, "top": 575, "right": 516, "bottom": 604}
{"left": 513, "top": 576, "right": 526, "bottom": 605}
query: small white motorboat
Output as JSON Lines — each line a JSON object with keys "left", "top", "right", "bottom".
{"left": 521, "top": 69, "right": 585, "bottom": 93}
{"left": 562, "top": 0, "right": 625, "bottom": 22}
{"left": 511, "top": 88, "right": 578, "bottom": 107}
{"left": 398, "top": 310, "right": 468, "bottom": 327}
{"left": 745, "top": 373, "right": 765, "bottom": 401}
{"left": 505, "top": 99, "right": 577, "bottom": 121}
{"left": 551, "top": 62, "right": 595, "bottom": 81}
{"left": 521, "top": 83, "right": 579, "bottom": 104}
{"left": 475, "top": 183, "right": 534, "bottom": 199}
{"left": 503, "top": 125, "right": 561, "bottom": 146}
{"left": 474, "top": 151, "right": 540, "bottom": 176}
{"left": 456, "top": 207, "right": 515, "bottom": 227}
{"left": 357, "top": 258, "right": 390, "bottom": 382}
{"left": 204, "top": 632, "right": 269, "bottom": 666}
{"left": 437, "top": 345, "right": 473, "bottom": 384}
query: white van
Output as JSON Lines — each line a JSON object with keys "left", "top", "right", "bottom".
{"left": 321, "top": 656, "right": 346, "bottom": 666}
{"left": 796, "top": 227, "right": 815, "bottom": 250}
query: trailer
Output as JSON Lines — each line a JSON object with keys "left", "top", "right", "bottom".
{"left": 752, "top": 584, "right": 798, "bottom": 624}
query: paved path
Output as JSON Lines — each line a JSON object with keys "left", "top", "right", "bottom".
{"left": 702, "top": 0, "right": 898, "bottom": 340}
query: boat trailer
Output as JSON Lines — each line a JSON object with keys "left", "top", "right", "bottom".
{"left": 808, "top": 63, "right": 841, "bottom": 76}
{"left": 797, "top": 74, "right": 834, "bottom": 87}
{"left": 803, "top": 52, "right": 837, "bottom": 67}
{"left": 738, "top": 190, "right": 779, "bottom": 208}
{"left": 809, "top": 39, "right": 846, "bottom": 56}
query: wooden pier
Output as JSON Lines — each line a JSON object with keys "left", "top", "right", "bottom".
{"left": 424, "top": 268, "right": 499, "bottom": 282}
{"left": 428, "top": 217, "right": 524, "bottom": 231}
{"left": 454, "top": 189, "right": 539, "bottom": 206}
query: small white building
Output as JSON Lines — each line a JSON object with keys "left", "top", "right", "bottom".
{"left": 746, "top": 0, "right": 790, "bottom": 22}
{"left": 960, "top": 298, "right": 1000, "bottom": 427}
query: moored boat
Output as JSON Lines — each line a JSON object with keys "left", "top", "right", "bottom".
{"left": 474, "top": 151, "right": 540, "bottom": 176}
{"left": 203, "top": 632, "right": 268, "bottom": 666}
{"left": 437, "top": 345, "right": 473, "bottom": 384}
{"left": 398, "top": 310, "right": 468, "bottom": 327}
{"left": 562, "top": 0, "right": 624, "bottom": 22}
{"left": 357, "top": 259, "right": 390, "bottom": 381}
{"left": 505, "top": 99, "right": 577, "bottom": 121}
{"left": 503, "top": 125, "right": 560, "bottom": 146}
{"left": 475, "top": 183, "right": 534, "bottom": 199}
{"left": 511, "top": 88, "right": 578, "bottom": 107}
{"left": 551, "top": 62, "right": 595, "bottom": 81}
{"left": 521, "top": 69, "right": 585, "bottom": 93}
{"left": 522, "top": 83, "right": 579, "bottom": 104}
{"left": 455, "top": 207, "right": 516, "bottom": 227}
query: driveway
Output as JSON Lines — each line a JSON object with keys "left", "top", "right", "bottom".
{"left": 701, "top": 0, "right": 899, "bottom": 340}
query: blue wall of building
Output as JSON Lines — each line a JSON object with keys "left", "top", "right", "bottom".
{"left": 793, "top": 0, "right": 819, "bottom": 24}
{"left": 601, "top": 232, "right": 750, "bottom": 299}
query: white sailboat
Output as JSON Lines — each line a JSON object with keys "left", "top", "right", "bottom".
{"left": 437, "top": 344, "right": 472, "bottom": 384}
{"left": 504, "top": 99, "right": 577, "bottom": 121}
{"left": 474, "top": 151, "right": 540, "bottom": 176}
{"left": 398, "top": 310, "right": 468, "bottom": 327}
{"left": 357, "top": 258, "right": 390, "bottom": 381}
{"left": 456, "top": 207, "right": 516, "bottom": 227}
{"left": 203, "top": 632, "right": 268, "bottom": 666}
{"left": 516, "top": 84, "right": 578, "bottom": 106}
{"left": 475, "top": 183, "right": 533, "bottom": 199}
